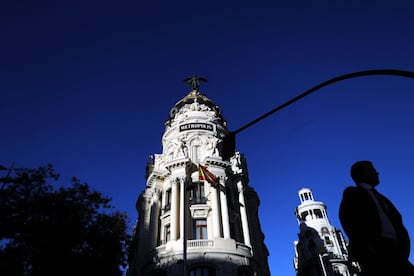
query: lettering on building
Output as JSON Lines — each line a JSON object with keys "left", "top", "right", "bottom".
{"left": 179, "top": 123, "right": 214, "bottom": 132}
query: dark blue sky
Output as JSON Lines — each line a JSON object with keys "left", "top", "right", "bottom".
{"left": 1, "top": 1, "right": 414, "bottom": 274}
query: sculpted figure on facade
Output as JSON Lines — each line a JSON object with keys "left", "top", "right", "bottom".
{"left": 202, "top": 136, "right": 219, "bottom": 158}
{"left": 180, "top": 139, "right": 188, "bottom": 158}
{"left": 231, "top": 152, "right": 249, "bottom": 178}
{"left": 189, "top": 100, "right": 199, "bottom": 111}
{"left": 231, "top": 152, "right": 243, "bottom": 174}
{"left": 169, "top": 137, "right": 188, "bottom": 158}
{"left": 198, "top": 103, "right": 210, "bottom": 112}
{"left": 173, "top": 139, "right": 183, "bottom": 158}
{"left": 174, "top": 109, "right": 188, "bottom": 123}
{"left": 181, "top": 101, "right": 212, "bottom": 115}
{"left": 153, "top": 154, "right": 164, "bottom": 170}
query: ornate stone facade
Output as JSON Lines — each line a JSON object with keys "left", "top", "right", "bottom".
{"left": 127, "top": 87, "right": 270, "bottom": 276}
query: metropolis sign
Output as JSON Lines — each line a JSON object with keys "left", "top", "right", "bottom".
{"left": 179, "top": 123, "right": 214, "bottom": 132}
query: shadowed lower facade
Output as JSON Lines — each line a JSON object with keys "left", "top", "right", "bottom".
{"left": 127, "top": 82, "right": 270, "bottom": 276}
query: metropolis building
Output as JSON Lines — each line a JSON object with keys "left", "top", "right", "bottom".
{"left": 127, "top": 78, "right": 270, "bottom": 276}
{"left": 293, "top": 188, "right": 360, "bottom": 276}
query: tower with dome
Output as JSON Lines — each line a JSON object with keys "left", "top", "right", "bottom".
{"left": 293, "top": 188, "right": 360, "bottom": 276}
{"left": 127, "top": 77, "right": 270, "bottom": 276}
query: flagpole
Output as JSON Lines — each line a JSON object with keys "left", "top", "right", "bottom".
{"left": 183, "top": 173, "right": 188, "bottom": 276}
{"left": 183, "top": 161, "right": 215, "bottom": 275}
{"left": 183, "top": 160, "right": 194, "bottom": 276}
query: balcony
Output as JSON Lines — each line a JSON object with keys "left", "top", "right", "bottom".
{"left": 189, "top": 196, "right": 207, "bottom": 205}
{"left": 188, "top": 239, "right": 214, "bottom": 248}
{"left": 156, "top": 239, "right": 252, "bottom": 258}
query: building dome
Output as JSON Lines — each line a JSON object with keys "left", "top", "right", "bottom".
{"left": 158, "top": 77, "right": 233, "bottom": 168}
{"left": 167, "top": 90, "right": 225, "bottom": 123}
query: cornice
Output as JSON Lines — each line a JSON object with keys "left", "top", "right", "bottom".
{"left": 164, "top": 157, "right": 190, "bottom": 171}
{"left": 204, "top": 156, "right": 230, "bottom": 168}
{"left": 147, "top": 170, "right": 169, "bottom": 188}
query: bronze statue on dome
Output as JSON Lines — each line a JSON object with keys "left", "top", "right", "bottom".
{"left": 183, "top": 75, "right": 207, "bottom": 91}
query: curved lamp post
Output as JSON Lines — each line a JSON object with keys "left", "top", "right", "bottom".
{"left": 222, "top": 69, "right": 414, "bottom": 160}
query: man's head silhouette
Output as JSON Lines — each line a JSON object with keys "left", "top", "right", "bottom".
{"left": 350, "top": 160, "right": 380, "bottom": 187}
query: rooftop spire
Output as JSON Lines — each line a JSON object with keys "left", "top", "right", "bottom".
{"left": 183, "top": 75, "right": 208, "bottom": 91}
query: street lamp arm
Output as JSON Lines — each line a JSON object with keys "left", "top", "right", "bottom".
{"left": 233, "top": 69, "right": 414, "bottom": 135}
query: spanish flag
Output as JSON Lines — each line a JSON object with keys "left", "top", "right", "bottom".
{"left": 198, "top": 164, "right": 217, "bottom": 188}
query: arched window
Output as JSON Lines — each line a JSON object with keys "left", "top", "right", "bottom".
{"left": 324, "top": 236, "right": 332, "bottom": 245}
{"left": 300, "top": 211, "right": 309, "bottom": 221}
{"left": 321, "top": 227, "right": 332, "bottom": 245}
{"left": 164, "top": 189, "right": 171, "bottom": 211}
{"left": 165, "top": 224, "right": 171, "bottom": 242}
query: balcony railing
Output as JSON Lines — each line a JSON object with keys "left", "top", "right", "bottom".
{"left": 187, "top": 239, "right": 214, "bottom": 248}
{"left": 189, "top": 196, "right": 207, "bottom": 205}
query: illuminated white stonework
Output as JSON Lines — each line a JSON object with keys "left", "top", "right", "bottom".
{"left": 293, "top": 188, "right": 360, "bottom": 276}
{"left": 127, "top": 88, "right": 270, "bottom": 276}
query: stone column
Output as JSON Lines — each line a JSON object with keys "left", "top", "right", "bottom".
{"left": 170, "top": 179, "right": 178, "bottom": 241}
{"left": 179, "top": 177, "right": 185, "bottom": 239}
{"left": 161, "top": 187, "right": 167, "bottom": 213}
{"left": 219, "top": 178, "right": 230, "bottom": 239}
{"left": 139, "top": 194, "right": 151, "bottom": 254}
{"left": 211, "top": 183, "right": 221, "bottom": 238}
{"left": 159, "top": 217, "right": 165, "bottom": 243}
{"left": 238, "top": 181, "right": 251, "bottom": 247}
{"left": 149, "top": 194, "right": 160, "bottom": 247}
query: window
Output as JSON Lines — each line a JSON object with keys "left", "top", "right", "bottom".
{"left": 157, "top": 218, "right": 162, "bottom": 246}
{"left": 314, "top": 209, "right": 323, "bottom": 218}
{"left": 321, "top": 227, "right": 329, "bottom": 235}
{"left": 193, "top": 219, "right": 207, "bottom": 240}
{"left": 333, "top": 266, "right": 341, "bottom": 276}
{"left": 189, "top": 266, "right": 215, "bottom": 276}
{"left": 191, "top": 145, "right": 200, "bottom": 163}
{"left": 190, "top": 182, "right": 206, "bottom": 205}
{"left": 165, "top": 225, "right": 171, "bottom": 242}
{"left": 324, "top": 236, "right": 332, "bottom": 245}
{"left": 164, "top": 189, "right": 171, "bottom": 211}
{"left": 300, "top": 211, "right": 309, "bottom": 221}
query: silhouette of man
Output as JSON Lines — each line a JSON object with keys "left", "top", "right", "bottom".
{"left": 339, "top": 160, "right": 414, "bottom": 275}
